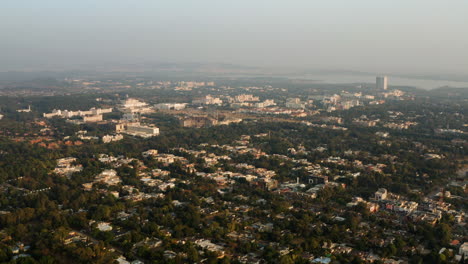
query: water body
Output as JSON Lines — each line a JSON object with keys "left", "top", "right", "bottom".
{"left": 299, "top": 73, "right": 468, "bottom": 90}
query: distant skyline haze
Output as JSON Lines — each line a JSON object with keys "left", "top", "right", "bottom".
{"left": 1, "top": 0, "right": 468, "bottom": 76}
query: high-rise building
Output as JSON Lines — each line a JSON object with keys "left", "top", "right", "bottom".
{"left": 376, "top": 76, "right": 388, "bottom": 90}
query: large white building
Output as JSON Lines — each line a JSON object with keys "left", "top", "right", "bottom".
{"left": 118, "top": 98, "right": 153, "bottom": 113}
{"left": 376, "top": 76, "right": 388, "bottom": 90}
{"left": 83, "top": 114, "right": 103, "bottom": 123}
{"left": 17, "top": 105, "right": 32, "bottom": 113}
{"left": 154, "top": 103, "right": 187, "bottom": 110}
{"left": 102, "top": 134, "right": 124, "bottom": 143}
{"left": 254, "top": 99, "right": 276, "bottom": 108}
{"left": 234, "top": 94, "right": 260, "bottom": 103}
{"left": 116, "top": 122, "right": 159, "bottom": 138}
{"left": 192, "top": 95, "right": 223, "bottom": 105}
{"left": 43, "top": 107, "right": 112, "bottom": 119}
{"left": 121, "top": 98, "right": 147, "bottom": 109}
{"left": 285, "top": 98, "right": 306, "bottom": 109}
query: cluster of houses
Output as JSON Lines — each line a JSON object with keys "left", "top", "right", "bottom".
{"left": 53, "top": 157, "right": 83, "bottom": 178}
{"left": 365, "top": 188, "right": 465, "bottom": 226}
{"left": 46, "top": 130, "right": 466, "bottom": 263}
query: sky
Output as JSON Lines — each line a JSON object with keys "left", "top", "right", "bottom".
{"left": 1, "top": 0, "right": 468, "bottom": 75}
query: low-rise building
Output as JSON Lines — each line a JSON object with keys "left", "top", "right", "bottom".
{"left": 180, "top": 116, "right": 218, "bottom": 128}
{"left": 118, "top": 98, "right": 153, "bottom": 113}
{"left": 192, "top": 95, "right": 222, "bottom": 105}
{"left": 83, "top": 114, "right": 103, "bottom": 123}
{"left": 375, "top": 188, "right": 388, "bottom": 200}
{"left": 285, "top": 98, "right": 306, "bottom": 109}
{"left": 154, "top": 103, "right": 187, "bottom": 110}
{"left": 116, "top": 122, "right": 159, "bottom": 138}
{"left": 54, "top": 157, "right": 83, "bottom": 177}
{"left": 102, "top": 134, "right": 124, "bottom": 143}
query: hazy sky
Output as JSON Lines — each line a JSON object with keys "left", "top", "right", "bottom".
{"left": 1, "top": 0, "right": 468, "bottom": 74}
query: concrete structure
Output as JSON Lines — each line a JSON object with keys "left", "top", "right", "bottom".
{"left": 96, "top": 222, "right": 113, "bottom": 232}
{"left": 234, "top": 94, "right": 260, "bottom": 103}
{"left": 375, "top": 188, "right": 388, "bottom": 200}
{"left": 376, "top": 76, "right": 388, "bottom": 90}
{"left": 121, "top": 111, "right": 138, "bottom": 121}
{"left": 254, "top": 99, "right": 276, "bottom": 108}
{"left": 217, "top": 118, "right": 243, "bottom": 126}
{"left": 102, "top": 134, "right": 124, "bottom": 143}
{"left": 309, "top": 175, "right": 329, "bottom": 185}
{"left": 83, "top": 114, "right": 103, "bottom": 123}
{"left": 192, "top": 95, "right": 223, "bottom": 105}
{"left": 181, "top": 116, "right": 218, "bottom": 128}
{"left": 323, "top": 94, "right": 341, "bottom": 105}
{"left": 142, "top": 149, "right": 158, "bottom": 158}
{"left": 341, "top": 100, "right": 361, "bottom": 110}
{"left": 116, "top": 122, "right": 159, "bottom": 138}
{"left": 459, "top": 242, "right": 468, "bottom": 260}
{"left": 17, "top": 105, "right": 31, "bottom": 113}
{"left": 43, "top": 107, "right": 112, "bottom": 119}
{"left": 95, "top": 169, "right": 121, "bottom": 186}
{"left": 118, "top": 98, "right": 153, "bottom": 113}
{"left": 175, "top": 81, "right": 215, "bottom": 90}
{"left": 194, "top": 239, "right": 225, "bottom": 257}
{"left": 154, "top": 103, "right": 187, "bottom": 110}
{"left": 120, "top": 98, "right": 147, "bottom": 109}
{"left": 54, "top": 157, "right": 83, "bottom": 177}
{"left": 352, "top": 118, "right": 378, "bottom": 127}
{"left": 285, "top": 98, "right": 306, "bottom": 109}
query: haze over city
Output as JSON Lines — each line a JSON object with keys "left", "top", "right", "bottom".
{"left": 0, "top": 1, "right": 468, "bottom": 264}
{"left": 1, "top": 0, "right": 468, "bottom": 77}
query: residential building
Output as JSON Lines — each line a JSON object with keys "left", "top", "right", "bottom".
{"left": 375, "top": 188, "right": 388, "bottom": 200}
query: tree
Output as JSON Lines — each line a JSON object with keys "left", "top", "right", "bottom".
{"left": 435, "top": 223, "right": 452, "bottom": 246}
